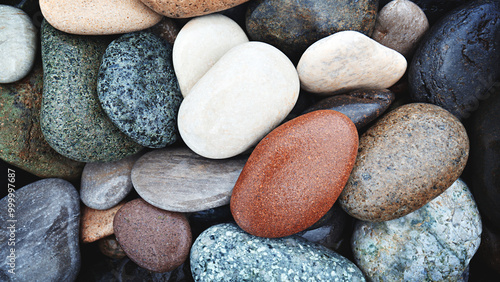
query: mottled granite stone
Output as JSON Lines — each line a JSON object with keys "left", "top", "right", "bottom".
{"left": 0, "top": 179, "right": 80, "bottom": 281}
{"left": 40, "top": 20, "right": 143, "bottom": 162}
{"left": 339, "top": 103, "right": 469, "bottom": 222}
{"left": 80, "top": 202, "right": 126, "bottom": 243}
{"left": 139, "top": 0, "right": 251, "bottom": 18}
{"left": 191, "top": 223, "right": 365, "bottom": 281}
{"left": 0, "top": 64, "right": 84, "bottom": 180}
{"left": 231, "top": 110, "right": 358, "bottom": 238}
{"left": 352, "top": 179, "right": 482, "bottom": 281}
{"left": 98, "top": 235, "right": 127, "bottom": 259}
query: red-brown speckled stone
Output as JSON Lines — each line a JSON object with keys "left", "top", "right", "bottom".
{"left": 80, "top": 202, "right": 126, "bottom": 243}
{"left": 230, "top": 110, "right": 358, "bottom": 238}
{"left": 140, "top": 0, "right": 251, "bottom": 18}
{"left": 113, "top": 199, "right": 192, "bottom": 272}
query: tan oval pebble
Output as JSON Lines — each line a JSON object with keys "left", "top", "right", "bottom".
{"left": 139, "top": 0, "right": 251, "bottom": 18}
{"left": 39, "top": 0, "right": 162, "bottom": 35}
{"left": 80, "top": 202, "right": 126, "bottom": 243}
{"left": 372, "top": 0, "right": 429, "bottom": 57}
{"left": 297, "top": 30, "right": 407, "bottom": 95}
{"left": 98, "top": 235, "right": 127, "bottom": 259}
{"left": 339, "top": 103, "right": 469, "bottom": 222}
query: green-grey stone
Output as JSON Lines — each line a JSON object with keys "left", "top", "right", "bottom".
{"left": 40, "top": 20, "right": 143, "bottom": 162}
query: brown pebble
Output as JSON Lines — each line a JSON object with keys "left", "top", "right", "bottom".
{"left": 80, "top": 202, "right": 126, "bottom": 243}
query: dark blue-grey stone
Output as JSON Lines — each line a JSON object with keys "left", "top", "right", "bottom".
{"left": 190, "top": 223, "right": 365, "bottom": 281}
{"left": 379, "top": 0, "right": 471, "bottom": 25}
{"left": 408, "top": 0, "right": 500, "bottom": 120}
{"left": 98, "top": 31, "right": 183, "bottom": 148}
{"left": 0, "top": 178, "right": 81, "bottom": 281}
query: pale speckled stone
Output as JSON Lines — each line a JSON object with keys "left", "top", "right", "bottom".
{"left": 190, "top": 223, "right": 366, "bottom": 281}
{"left": 0, "top": 5, "right": 37, "bottom": 83}
{"left": 173, "top": 14, "right": 248, "bottom": 97}
{"left": 139, "top": 0, "right": 251, "bottom": 18}
{"left": 80, "top": 202, "right": 126, "bottom": 243}
{"left": 352, "top": 179, "right": 482, "bottom": 281}
{"left": 178, "top": 41, "right": 299, "bottom": 159}
{"left": 372, "top": 0, "right": 429, "bottom": 57}
{"left": 39, "top": 0, "right": 162, "bottom": 35}
{"left": 297, "top": 30, "right": 407, "bottom": 95}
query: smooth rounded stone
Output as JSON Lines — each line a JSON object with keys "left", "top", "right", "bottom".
{"left": 131, "top": 147, "right": 247, "bottom": 212}
{"left": 0, "top": 179, "right": 80, "bottom": 281}
{"left": 113, "top": 199, "right": 192, "bottom": 272}
{"left": 231, "top": 110, "right": 358, "bottom": 238}
{"left": 98, "top": 235, "right": 127, "bottom": 259}
{"left": 173, "top": 14, "right": 248, "bottom": 97}
{"left": 148, "top": 17, "right": 179, "bottom": 45}
{"left": 39, "top": 0, "right": 161, "bottom": 35}
{"left": 303, "top": 89, "right": 395, "bottom": 130}
{"left": 0, "top": 64, "right": 85, "bottom": 180}
{"left": 372, "top": 0, "right": 429, "bottom": 58}
{"left": 352, "top": 179, "right": 482, "bottom": 281}
{"left": 379, "top": 0, "right": 471, "bottom": 24}
{"left": 98, "top": 31, "right": 183, "bottom": 148}
{"left": 408, "top": 0, "right": 500, "bottom": 120}
{"left": 0, "top": 5, "right": 37, "bottom": 83}
{"left": 246, "top": 0, "right": 378, "bottom": 61}
{"left": 178, "top": 41, "right": 299, "bottom": 159}
{"left": 40, "top": 20, "right": 143, "bottom": 162}
{"left": 81, "top": 202, "right": 126, "bottom": 243}
{"left": 81, "top": 153, "right": 141, "bottom": 210}
{"left": 339, "top": 103, "right": 469, "bottom": 222}
{"left": 191, "top": 223, "right": 365, "bottom": 281}
{"left": 139, "top": 0, "right": 250, "bottom": 18}
{"left": 297, "top": 31, "right": 407, "bottom": 96}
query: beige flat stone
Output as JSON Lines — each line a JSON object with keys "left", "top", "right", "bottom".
{"left": 40, "top": 0, "right": 162, "bottom": 35}
{"left": 80, "top": 202, "right": 126, "bottom": 243}
{"left": 140, "top": 0, "right": 251, "bottom": 18}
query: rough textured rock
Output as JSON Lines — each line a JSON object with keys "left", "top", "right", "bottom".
{"left": 178, "top": 41, "right": 299, "bottom": 159}
{"left": 81, "top": 203, "right": 126, "bottom": 243}
{"left": 131, "top": 147, "right": 247, "bottom": 212}
{"left": 139, "top": 0, "right": 251, "bottom": 18}
{"left": 408, "top": 0, "right": 500, "bottom": 120}
{"left": 0, "top": 179, "right": 80, "bottom": 281}
{"left": 40, "top": 20, "right": 142, "bottom": 162}
{"left": 191, "top": 223, "right": 365, "bottom": 281}
{"left": 379, "top": 0, "right": 471, "bottom": 24}
{"left": 339, "top": 103, "right": 469, "bottom": 222}
{"left": 39, "top": 0, "right": 161, "bottom": 35}
{"left": 352, "top": 179, "right": 482, "bottom": 281}
{"left": 297, "top": 31, "right": 407, "bottom": 95}
{"left": 231, "top": 110, "right": 358, "bottom": 238}
{"left": 98, "top": 235, "right": 127, "bottom": 259}
{"left": 98, "top": 31, "right": 183, "bottom": 148}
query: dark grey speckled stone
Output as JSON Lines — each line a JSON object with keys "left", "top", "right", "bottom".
{"left": 98, "top": 31, "right": 183, "bottom": 148}
{"left": 40, "top": 20, "right": 143, "bottom": 162}
{"left": 190, "top": 223, "right": 365, "bottom": 281}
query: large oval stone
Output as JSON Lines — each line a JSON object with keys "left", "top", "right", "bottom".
{"left": 178, "top": 41, "right": 299, "bottom": 159}
{"left": 231, "top": 110, "right": 358, "bottom": 238}
{"left": 339, "top": 103, "right": 469, "bottom": 222}
{"left": 297, "top": 31, "right": 407, "bottom": 96}
{"left": 131, "top": 147, "right": 247, "bottom": 212}
{"left": 408, "top": 0, "right": 500, "bottom": 120}
{"left": 40, "top": 20, "right": 143, "bottom": 162}
{"left": 138, "top": 0, "right": 251, "bottom": 18}
{"left": 190, "top": 223, "right": 366, "bottom": 281}
{"left": 98, "top": 31, "right": 183, "bottom": 148}
{"left": 352, "top": 179, "right": 482, "bottom": 281}
{"left": 246, "top": 0, "right": 378, "bottom": 61}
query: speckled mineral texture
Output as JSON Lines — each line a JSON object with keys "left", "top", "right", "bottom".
{"left": 40, "top": 20, "right": 143, "bottom": 162}
{"left": 80, "top": 202, "right": 126, "bottom": 243}
{"left": 139, "top": 0, "right": 250, "bottom": 18}
{"left": 0, "top": 179, "right": 80, "bottom": 281}
{"left": 246, "top": 0, "right": 377, "bottom": 62}
{"left": 352, "top": 179, "right": 482, "bottom": 281}
{"left": 0, "top": 64, "right": 84, "bottom": 180}
{"left": 408, "top": 0, "right": 500, "bottom": 120}
{"left": 231, "top": 110, "right": 358, "bottom": 238}
{"left": 339, "top": 103, "right": 469, "bottom": 222}
{"left": 191, "top": 223, "right": 365, "bottom": 281}
{"left": 98, "top": 235, "right": 127, "bottom": 259}
{"left": 113, "top": 199, "right": 192, "bottom": 272}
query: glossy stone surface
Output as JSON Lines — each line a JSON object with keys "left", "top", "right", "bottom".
{"left": 297, "top": 31, "right": 407, "bottom": 95}
{"left": 178, "top": 41, "right": 299, "bottom": 159}
{"left": 131, "top": 147, "right": 247, "bottom": 212}
{"left": 98, "top": 31, "right": 183, "bottom": 148}
{"left": 352, "top": 179, "right": 482, "bottom": 281}
{"left": 190, "top": 223, "right": 366, "bottom": 281}
{"left": 139, "top": 0, "right": 250, "bottom": 18}
{"left": 339, "top": 103, "right": 469, "bottom": 222}
{"left": 231, "top": 110, "right": 358, "bottom": 238}
{"left": 98, "top": 235, "right": 127, "bottom": 259}
{"left": 303, "top": 89, "right": 395, "bottom": 130}
{"left": 81, "top": 202, "right": 125, "bottom": 243}
{"left": 39, "top": 0, "right": 162, "bottom": 35}
{"left": 408, "top": 0, "right": 500, "bottom": 120}
{"left": 113, "top": 199, "right": 192, "bottom": 272}
{"left": 0, "top": 179, "right": 80, "bottom": 281}
{"left": 40, "top": 20, "right": 142, "bottom": 162}
{"left": 379, "top": 0, "right": 471, "bottom": 24}
{"left": 246, "top": 0, "right": 378, "bottom": 61}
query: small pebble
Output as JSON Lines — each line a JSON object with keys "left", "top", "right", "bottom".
{"left": 81, "top": 202, "right": 126, "bottom": 243}
{"left": 98, "top": 235, "right": 127, "bottom": 259}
